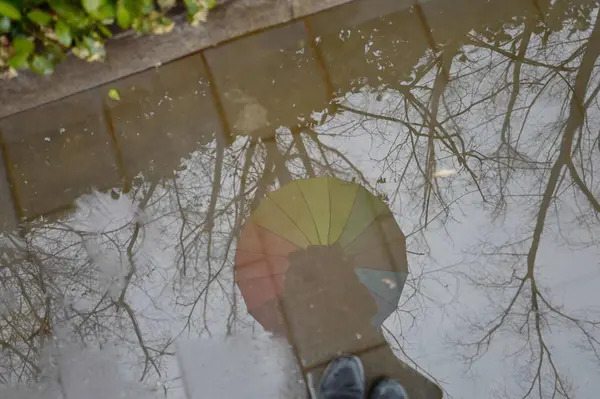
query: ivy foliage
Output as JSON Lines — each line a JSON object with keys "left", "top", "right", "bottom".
{"left": 0, "top": 0, "right": 215, "bottom": 78}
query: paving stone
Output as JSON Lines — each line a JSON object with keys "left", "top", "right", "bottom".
{"left": 283, "top": 297, "right": 387, "bottom": 370}
{"left": 0, "top": 153, "right": 17, "bottom": 232}
{"left": 204, "top": 21, "right": 329, "bottom": 139}
{"left": 307, "top": 0, "right": 430, "bottom": 95}
{"left": 102, "top": 54, "right": 223, "bottom": 182}
{"left": 177, "top": 336, "right": 308, "bottom": 399}
{"left": 307, "top": 344, "right": 443, "bottom": 399}
{"left": 418, "top": 0, "right": 543, "bottom": 53}
{"left": 278, "top": 245, "right": 388, "bottom": 369}
{"left": 0, "top": 90, "right": 121, "bottom": 219}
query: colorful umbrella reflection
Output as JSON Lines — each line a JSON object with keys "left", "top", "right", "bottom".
{"left": 235, "top": 177, "right": 408, "bottom": 333}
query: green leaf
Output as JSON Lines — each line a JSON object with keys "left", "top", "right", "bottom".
{"left": 108, "top": 88, "right": 120, "bottom": 101}
{"left": 10, "top": 37, "right": 35, "bottom": 70}
{"left": 44, "top": 43, "right": 66, "bottom": 63}
{"left": 81, "top": 0, "right": 105, "bottom": 13}
{"left": 94, "top": 2, "right": 115, "bottom": 22}
{"left": 116, "top": 0, "right": 132, "bottom": 28}
{"left": 0, "top": 0, "right": 20, "bottom": 20}
{"left": 97, "top": 22, "right": 112, "bottom": 37}
{"left": 183, "top": 0, "right": 199, "bottom": 15}
{"left": 12, "top": 37, "right": 34, "bottom": 55}
{"left": 72, "top": 44, "right": 90, "bottom": 60}
{"left": 81, "top": 35, "right": 105, "bottom": 60}
{"left": 30, "top": 54, "right": 54, "bottom": 74}
{"left": 190, "top": 8, "right": 207, "bottom": 25}
{"left": 8, "top": 51, "right": 30, "bottom": 69}
{"left": 203, "top": 0, "right": 216, "bottom": 9}
{"left": 49, "top": 0, "right": 92, "bottom": 29}
{"left": 151, "top": 16, "right": 174, "bottom": 34}
{"left": 0, "top": 15, "right": 10, "bottom": 32}
{"left": 27, "top": 9, "right": 52, "bottom": 27}
{"left": 157, "top": 0, "right": 175, "bottom": 10}
{"left": 55, "top": 20, "right": 72, "bottom": 46}
{"left": 140, "top": 0, "right": 153, "bottom": 14}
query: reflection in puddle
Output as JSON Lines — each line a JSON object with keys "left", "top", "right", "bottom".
{"left": 1, "top": 0, "right": 600, "bottom": 397}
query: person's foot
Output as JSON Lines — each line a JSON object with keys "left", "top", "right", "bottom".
{"left": 370, "top": 379, "right": 410, "bottom": 399}
{"left": 318, "top": 355, "right": 365, "bottom": 399}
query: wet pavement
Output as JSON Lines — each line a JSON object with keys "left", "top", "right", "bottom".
{"left": 1, "top": 0, "right": 600, "bottom": 397}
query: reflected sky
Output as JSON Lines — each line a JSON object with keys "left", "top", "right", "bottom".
{"left": 1, "top": 0, "right": 600, "bottom": 397}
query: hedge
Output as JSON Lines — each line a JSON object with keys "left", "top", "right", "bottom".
{"left": 0, "top": 0, "right": 215, "bottom": 78}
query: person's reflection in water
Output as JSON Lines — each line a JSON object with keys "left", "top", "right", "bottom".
{"left": 281, "top": 244, "right": 442, "bottom": 399}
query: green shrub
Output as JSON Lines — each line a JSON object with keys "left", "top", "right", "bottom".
{"left": 0, "top": 0, "right": 215, "bottom": 78}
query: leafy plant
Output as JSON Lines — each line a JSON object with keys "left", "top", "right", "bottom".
{"left": 0, "top": 0, "right": 216, "bottom": 78}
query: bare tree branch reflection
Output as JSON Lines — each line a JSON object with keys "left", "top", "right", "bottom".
{"left": 2, "top": 1, "right": 600, "bottom": 398}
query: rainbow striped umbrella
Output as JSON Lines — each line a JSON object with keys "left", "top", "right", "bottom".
{"left": 235, "top": 177, "right": 408, "bottom": 333}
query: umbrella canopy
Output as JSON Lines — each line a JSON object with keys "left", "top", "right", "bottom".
{"left": 235, "top": 177, "right": 408, "bottom": 333}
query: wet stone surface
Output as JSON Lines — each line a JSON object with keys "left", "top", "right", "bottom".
{"left": 205, "top": 22, "right": 329, "bottom": 139}
{"left": 101, "top": 55, "right": 223, "bottom": 183}
{"left": 1, "top": 0, "right": 600, "bottom": 398}
{"left": 0, "top": 90, "right": 121, "bottom": 219}
{"left": 0, "top": 152, "right": 17, "bottom": 231}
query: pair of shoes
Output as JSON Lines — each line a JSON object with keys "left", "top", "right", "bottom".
{"left": 318, "top": 355, "right": 409, "bottom": 399}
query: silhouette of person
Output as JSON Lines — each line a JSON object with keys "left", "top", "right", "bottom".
{"left": 279, "top": 244, "right": 442, "bottom": 399}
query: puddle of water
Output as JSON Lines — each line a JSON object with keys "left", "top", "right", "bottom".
{"left": 1, "top": 0, "right": 600, "bottom": 397}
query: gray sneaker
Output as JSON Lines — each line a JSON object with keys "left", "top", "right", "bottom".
{"left": 318, "top": 355, "right": 365, "bottom": 399}
{"left": 370, "top": 379, "right": 410, "bottom": 399}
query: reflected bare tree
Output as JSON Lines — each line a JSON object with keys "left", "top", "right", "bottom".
{"left": 2, "top": 0, "right": 600, "bottom": 398}
{"left": 454, "top": 7, "right": 600, "bottom": 399}
{"left": 0, "top": 124, "right": 385, "bottom": 395}
{"left": 291, "top": 0, "right": 600, "bottom": 397}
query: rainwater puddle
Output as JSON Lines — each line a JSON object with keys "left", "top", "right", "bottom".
{"left": 1, "top": 0, "right": 599, "bottom": 397}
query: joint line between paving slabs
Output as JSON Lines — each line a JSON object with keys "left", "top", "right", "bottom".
{"left": 0, "top": 128, "right": 24, "bottom": 224}
{"left": 199, "top": 52, "right": 235, "bottom": 145}
{"left": 531, "top": 0, "right": 545, "bottom": 22}
{"left": 413, "top": 2, "right": 450, "bottom": 83}
{"left": 102, "top": 99, "right": 131, "bottom": 192}
{"left": 278, "top": 296, "right": 314, "bottom": 397}
{"left": 303, "top": 18, "right": 336, "bottom": 103}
